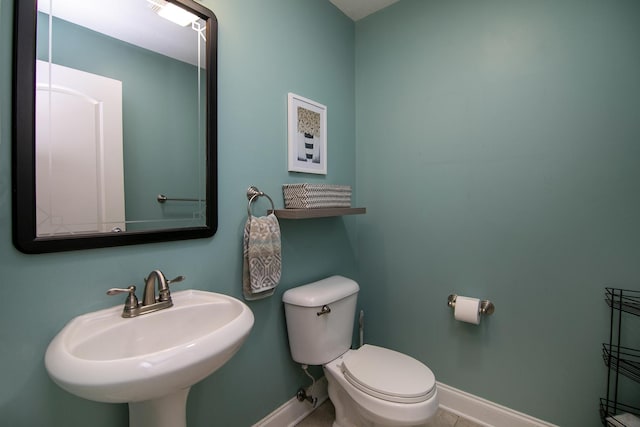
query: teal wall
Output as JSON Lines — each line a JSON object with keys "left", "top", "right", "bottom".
{"left": 4, "top": 0, "right": 640, "bottom": 425}
{"left": 355, "top": 0, "right": 640, "bottom": 426}
{"left": 0, "top": 0, "right": 355, "bottom": 426}
{"left": 37, "top": 14, "right": 204, "bottom": 229}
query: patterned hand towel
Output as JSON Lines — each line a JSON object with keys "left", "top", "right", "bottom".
{"left": 242, "top": 214, "right": 282, "bottom": 300}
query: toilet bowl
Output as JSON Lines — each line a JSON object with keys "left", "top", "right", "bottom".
{"left": 324, "top": 345, "right": 438, "bottom": 427}
{"left": 282, "top": 276, "right": 439, "bottom": 427}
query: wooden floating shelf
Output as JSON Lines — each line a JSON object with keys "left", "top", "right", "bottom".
{"left": 270, "top": 207, "right": 366, "bottom": 219}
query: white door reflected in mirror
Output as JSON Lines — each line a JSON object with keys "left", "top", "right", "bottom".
{"left": 36, "top": 60, "right": 125, "bottom": 236}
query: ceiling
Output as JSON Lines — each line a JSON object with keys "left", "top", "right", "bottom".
{"left": 329, "top": 0, "right": 401, "bottom": 21}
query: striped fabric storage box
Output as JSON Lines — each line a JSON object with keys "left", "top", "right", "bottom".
{"left": 282, "top": 184, "right": 352, "bottom": 209}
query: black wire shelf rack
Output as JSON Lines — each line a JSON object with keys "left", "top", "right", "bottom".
{"left": 602, "top": 287, "right": 640, "bottom": 426}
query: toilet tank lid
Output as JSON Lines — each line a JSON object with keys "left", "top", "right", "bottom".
{"left": 282, "top": 276, "right": 359, "bottom": 307}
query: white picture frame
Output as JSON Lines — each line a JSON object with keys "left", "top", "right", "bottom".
{"left": 287, "top": 93, "right": 327, "bottom": 175}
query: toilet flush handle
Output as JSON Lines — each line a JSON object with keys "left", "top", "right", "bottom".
{"left": 317, "top": 305, "right": 331, "bottom": 316}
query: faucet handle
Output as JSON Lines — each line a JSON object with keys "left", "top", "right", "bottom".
{"left": 167, "top": 275, "right": 185, "bottom": 285}
{"left": 107, "top": 285, "right": 139, "bottom": 311}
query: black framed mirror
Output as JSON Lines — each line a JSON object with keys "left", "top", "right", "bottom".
{"left": 12, "top": 0, "right": 217, "bottom": 254}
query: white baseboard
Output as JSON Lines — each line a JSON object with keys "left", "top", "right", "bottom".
{"left": 436, "top": 382, "right": 558, "bottom": 427}
{"left": 253, "top": 378, "right": 556, "bottom": 427}
{"left": 252, "top": 377, "right": 329, "bottom": 427}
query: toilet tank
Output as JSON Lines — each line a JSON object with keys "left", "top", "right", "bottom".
{"left": 283, "top": 276, "right": 359, "bottom": 365}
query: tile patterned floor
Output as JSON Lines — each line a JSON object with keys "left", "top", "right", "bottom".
{"left": 296, "top": 400, "right": 483, "bottom": 427}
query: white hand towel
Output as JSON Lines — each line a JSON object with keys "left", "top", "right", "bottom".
{"left": 242, "top": 214, "right": 281, "bottom": 300}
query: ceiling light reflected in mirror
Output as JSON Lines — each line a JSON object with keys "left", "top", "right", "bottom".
{"left": 148, "top": 0, "right": 199, "bottom": 27}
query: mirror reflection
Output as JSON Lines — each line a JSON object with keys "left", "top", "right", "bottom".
{"left": 36, "top": 0, "right": 207, "bottom": 236}
{"left": 13, "top": 0, "right": 217, "bottom": 253}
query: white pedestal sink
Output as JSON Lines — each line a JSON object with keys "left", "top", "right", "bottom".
{"left": 45, "top": 290, "right": 254, "bottom": 427}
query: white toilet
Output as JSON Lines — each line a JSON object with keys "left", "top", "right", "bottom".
{"left": 283, "top": 276, "right": 438, "bottom": 427}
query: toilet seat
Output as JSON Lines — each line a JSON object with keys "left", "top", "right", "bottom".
{"left": 340, "top": 344, "right": 436, "bottom": 404}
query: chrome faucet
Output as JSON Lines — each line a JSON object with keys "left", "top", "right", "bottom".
{"left": 107, "top": 270, "right": 186, "bottom": 318}
{"left": 143, "top": 270, "right": 168, "bottom": 305}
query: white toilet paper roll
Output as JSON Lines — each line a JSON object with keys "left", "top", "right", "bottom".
{"left": 454, "top": 296, "right": 481, "bottom": 325}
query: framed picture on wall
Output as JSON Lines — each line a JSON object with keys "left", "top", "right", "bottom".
{"left": 287, "top": 93, "right": 327, "bottom": 175}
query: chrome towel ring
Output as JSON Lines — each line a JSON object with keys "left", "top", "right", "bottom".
{"left": 246, "top": 186, "right": 275, "bottom": 217}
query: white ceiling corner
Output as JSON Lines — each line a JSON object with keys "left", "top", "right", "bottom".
{"left": 329, "top": 0, "right": 401, "bottom": 21}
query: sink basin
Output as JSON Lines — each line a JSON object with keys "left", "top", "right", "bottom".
{"left": 45, "top": 290, "right": 254, "bottom": 426}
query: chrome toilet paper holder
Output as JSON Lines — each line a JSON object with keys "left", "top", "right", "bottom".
{"left": 447, "top": 294, "right": 495, "bottom": 316}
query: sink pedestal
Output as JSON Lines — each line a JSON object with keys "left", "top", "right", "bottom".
{"left": 129, "top": 388, "right": 190, "bottom": 427}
